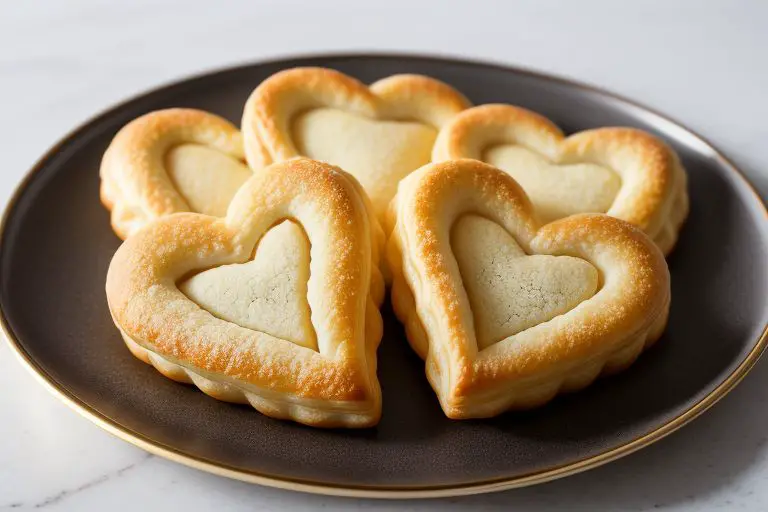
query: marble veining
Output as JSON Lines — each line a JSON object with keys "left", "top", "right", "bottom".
{"left": 0, "top": 455, "right": 153, "bottom": 510}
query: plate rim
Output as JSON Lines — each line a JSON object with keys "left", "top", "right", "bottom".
{"left": 1, "top": 51, "right": 767, "bottom": 499}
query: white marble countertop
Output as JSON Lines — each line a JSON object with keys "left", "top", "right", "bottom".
{"left": 2, "top": 1, "right": 767, "bottom": 510}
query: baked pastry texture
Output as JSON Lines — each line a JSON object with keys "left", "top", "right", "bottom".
{"left": 100, "top": 108, "right": 251, "bottom": 239}
{"left": 242, "top": 67, "right": 470, "bottom": 222}
{"left": 432, "top": 104, "right": 689, "bottom": 255}
{"left": 387, "top": 159, "right": 671, "bottom": 419}
{"left": 106, "top": 158, "right": 384, "bottom": 428}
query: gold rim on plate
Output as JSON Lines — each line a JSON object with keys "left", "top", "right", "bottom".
{"left": 1, "top": 53, "right": 767, "bottom": 499}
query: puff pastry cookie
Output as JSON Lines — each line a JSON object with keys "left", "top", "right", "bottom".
{"left": 432, "top": 104, "right": 689, "bottom": 255}
{"left": 100, "top": 108, "right": 252, "bottom": 239}
{"left": 242, "top": 67, "right": 470, "bottom": 221}
{"left": 387, "top": 159, "right": 671, "bottom": 419}
{"left": 106, "top": 158, "right": 384, "bottom": 428}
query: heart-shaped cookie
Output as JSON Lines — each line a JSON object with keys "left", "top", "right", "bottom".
{"left": 179, "top": 219, "right": 316, "bottom": 350}
{"left": 107, "top": 158, "right": 384, "bottom": 428}
{"left": 432, "top": 104, "right": 689, "bottom": 255}
{"left": 100, "top": 108, "right": 252, "bottom": 239}
{"left": 482, "top": 145, "right": 620, "bottom": 223}
{"left": 387, "top": 159, "right": 670, "bottom": 419}
{"left": 452, "top": 215, "right": 599, "bottom": 350}
{"left": 241, "top": 67, "right": 470, "bottom": 221}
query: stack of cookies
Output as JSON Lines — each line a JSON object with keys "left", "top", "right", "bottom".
{"left": 102, "top": 68, "right": 688, "bottom": 428}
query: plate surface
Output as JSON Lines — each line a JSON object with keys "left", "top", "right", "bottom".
{"left": 2, "top": 54, "right": 767, "bottom": 498}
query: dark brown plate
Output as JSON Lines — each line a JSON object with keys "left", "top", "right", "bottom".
{"left": 2, "top": 54, "right": 767, "bottom": 498}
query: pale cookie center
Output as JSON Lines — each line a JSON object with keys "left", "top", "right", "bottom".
{"left": 451, "top": 215, "right": 599, "bottom": 350}
{"left": 165, "top": 144, "right": 252, "bottom": 217}
{"left": 178, "top": 220, "right": 318, "bottom": 350}
{"left": 483, "top": 145, "right": 621, "bottom": 224}
{"left": 293, "top": 108, "right": 437, "bottom": 218}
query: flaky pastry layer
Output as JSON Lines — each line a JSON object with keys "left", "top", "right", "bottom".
{"left": 100, "top": 108, "right": 248, "bottom": 239}
{"left": 387, "top": 159, "right": 671, "bottom": 419}
{"left": 106, "top": 158, "right": 383, "bottom": 427}
{"left": 432, "top": 104, "right": 689, "bottom": 255}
